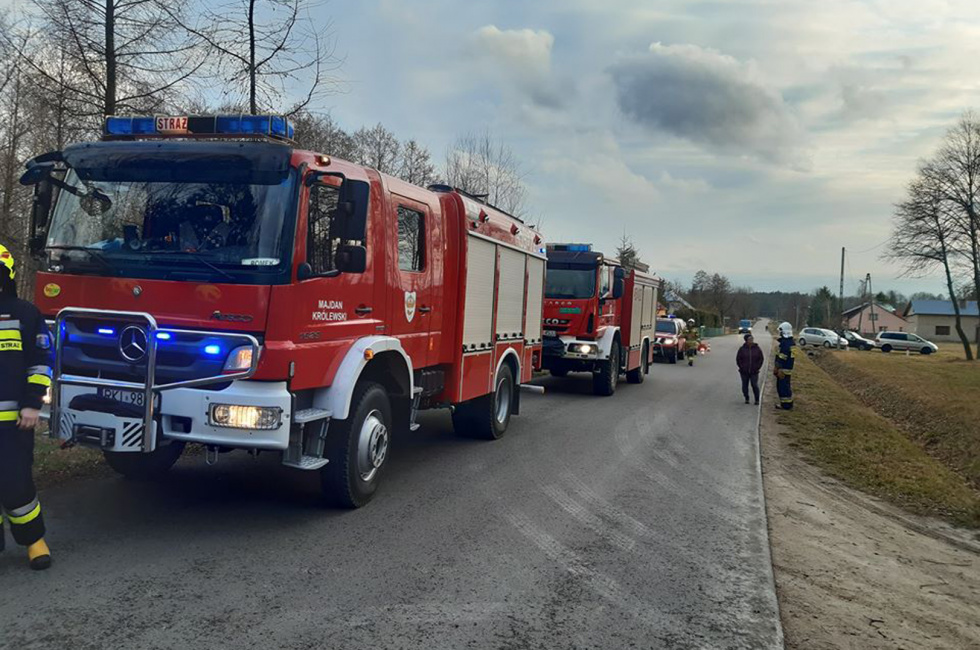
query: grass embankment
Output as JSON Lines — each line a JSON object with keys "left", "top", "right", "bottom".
{"left": 33, "top": 430, "right": 106, "bottom": 489}
{"left": 775, "top": 349, "right": 980, "bottom": 527}
{"left": 820, "top": 347, "right": 980, "bottom": 490}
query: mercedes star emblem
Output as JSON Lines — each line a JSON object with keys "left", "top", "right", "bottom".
{"left": 119, "top": 325, "right": 148, "bottom": 362}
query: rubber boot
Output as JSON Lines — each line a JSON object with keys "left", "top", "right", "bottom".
{"left": 28, "top": 538, "right": 52, "bottom": 571}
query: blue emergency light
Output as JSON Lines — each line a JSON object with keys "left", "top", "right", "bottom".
{"left": 155, "top": 332, "right": 172, "bottom": 341}
{"left": 104, "top": 114, "right": 295, "bottom": 140}
{"left": 204, "top": 344, "right": 222, "bottom": 356}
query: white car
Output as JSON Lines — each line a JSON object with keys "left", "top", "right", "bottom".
{"left": 798, "top": 327, "right": 848, "bottom": 348}
{"left": 875, "top": 331, "right": 939, "bottom": 354}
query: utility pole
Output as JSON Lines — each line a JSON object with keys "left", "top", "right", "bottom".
{"left": 867, "top": 273, "right": 876, "bottom": 335}
{"left": 838, "top": 247, "right": 845, "bottom": 329}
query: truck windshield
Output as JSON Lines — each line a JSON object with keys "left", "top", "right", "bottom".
{"left": 46, "top": 168, "right": 296, "bottom": 278}
{"left": 545, "top": 268, "right": 596, "bottom": 299}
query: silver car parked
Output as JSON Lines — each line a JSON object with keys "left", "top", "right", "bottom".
{"left": 875, "top": 331, "right": 939, "bottom": 354}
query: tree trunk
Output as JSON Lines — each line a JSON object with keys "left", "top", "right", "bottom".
{"left": 104, "top": 0, "right": 116, "bottom": 116}
{"left": 939, "top": 231, "right": 974, "bottom": 360}
{"left": 248, "top": 0, "right": 257, "bottom": 115}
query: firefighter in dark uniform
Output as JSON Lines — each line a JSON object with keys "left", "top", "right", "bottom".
{"left": 685, "top": 318, "right": 700, "bottom": 366}
{"left": 773, "top": 321, "right": 796, "bottom": 410}
{"left": 0, "top": 244, "right": 53, "bottom": 570}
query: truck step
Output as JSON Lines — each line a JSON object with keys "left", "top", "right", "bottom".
{"left": 293, "top": 408, "right": 332, "bottom": 424}
{"left": 282, "top": 455, "right": 329, "bottom": 470}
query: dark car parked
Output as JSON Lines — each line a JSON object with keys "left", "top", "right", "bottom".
{"left": 840, "top": 330, "right": 874, "bottom": 350}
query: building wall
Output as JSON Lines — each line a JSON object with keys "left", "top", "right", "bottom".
{"left": 843, "top": 305, "right": 907, "bottom": 336}
{"left": 909, "top": 314, "right": 980, "bottom": 342}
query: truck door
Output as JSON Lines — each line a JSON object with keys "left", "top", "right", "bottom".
{"left": 386, "top": 195, "right": 435, "bottom": 367}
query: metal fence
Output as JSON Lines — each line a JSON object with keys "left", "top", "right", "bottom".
{"left": 701, "top": 327, "right": 727, "bottom": 338}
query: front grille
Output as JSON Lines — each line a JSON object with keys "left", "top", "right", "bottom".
{"left": 59, "top": 317, "right": 252, "bottom": 389}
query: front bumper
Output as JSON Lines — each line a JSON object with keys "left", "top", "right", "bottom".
{"left": 55, "top": 380, "right": 292, "bottom": 452}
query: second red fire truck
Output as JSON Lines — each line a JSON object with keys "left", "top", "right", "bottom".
{"left": 20, "top": 114, "right": 545, "bottom": 507}
{"left": 541, "top": 244, "right": 661, "bottom": 395}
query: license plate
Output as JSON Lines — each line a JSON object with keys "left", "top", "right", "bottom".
{"left": 97, "top": 387, "right": 146, "bottom": 407}
{"left": 543, "top": 330, "right": 557, "bottom": 337}
{"left": 156, "top": 115, "right": 188, "bottom": 134}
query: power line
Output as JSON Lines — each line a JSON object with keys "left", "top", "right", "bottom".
{"left": 849, "top": 238, "right": 889, "bottom": 255}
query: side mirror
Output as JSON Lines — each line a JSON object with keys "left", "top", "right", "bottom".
{"left": 296, "top": 262, "right": 314, "bottom": 281}
{"left": 612, "top": 276, "right": 624, "bottom": 300}
{"left": 29, "top": 235, "right": 46, "bottom": 256}
{"left": 336, "top": 245, "right": 367, "bottom": 274}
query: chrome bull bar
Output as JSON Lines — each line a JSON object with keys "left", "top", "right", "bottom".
{"left": 50, "top": 307, "right": 261, "bottom": 452}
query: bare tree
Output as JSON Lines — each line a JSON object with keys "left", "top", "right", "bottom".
{"left": 167, "top": 0, "right": 341, "bottom": 115}
{"left": 922, "top": 111, "right": 980, "bottom": 350}
{"left": 353, "top": 123, "right": 401, "bottom": 174}
{"left": 888, "top": 170, "right": 974, "bottom": 359}
{"left": 11, "top": 0, "right": 204, "bottom": 117}
{"left": 399, "top": 139, "right": 436, "bottom": 187}
{"left": 444, "top": 131, "right": 528, "bottom": 216}
{"left": 290, "top": 110, "right": 357, "bottom": 159}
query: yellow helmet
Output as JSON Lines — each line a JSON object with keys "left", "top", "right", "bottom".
{"left": 0, "top": 243, "right": 14, "bottom": 281}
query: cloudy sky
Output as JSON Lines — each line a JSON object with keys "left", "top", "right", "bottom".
{"left": 314, "top": 0, "right": 979, "bottom": 293}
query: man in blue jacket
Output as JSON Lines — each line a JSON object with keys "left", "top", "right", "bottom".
{"left": 773, "top": 321, "right": 796, "bottom": 410}
{"left": 0, "top": 244, "right": 53, "bottom": 570}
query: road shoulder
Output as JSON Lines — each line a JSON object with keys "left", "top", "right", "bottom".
{"left": 760, "top": 383, "right": 980, "bottom": 649}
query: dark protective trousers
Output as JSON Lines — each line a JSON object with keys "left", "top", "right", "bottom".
{"left": 776, "top": 375, "right": 793, "bottom": 410}
{"left": 0, "top": 425, "right": 45, "bottom": 548}
{"left": 740, "top": 372, "right": 760, "bottom": 402}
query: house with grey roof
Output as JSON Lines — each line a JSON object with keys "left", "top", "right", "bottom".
{"left": 902, "top": 300, "right": 979, "bottom": 342}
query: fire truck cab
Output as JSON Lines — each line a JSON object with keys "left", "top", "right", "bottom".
{"left": 20, "top": 114, "right": 545, "bottom": 508}
{"left": 541, "top": 244, "right": 661, "bottom": 395}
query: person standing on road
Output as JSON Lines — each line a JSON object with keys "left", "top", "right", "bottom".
{"left": 685, "top": 318, "right": 700, "bottom": 367}
{"left": 0, "top": 244, "right": 53, "bottom": 570}
{"left": 736, "top": 334, "right": 764, "bottom": 404}
{"left": 773, "top": 321, "right": 796, "bottom": 410}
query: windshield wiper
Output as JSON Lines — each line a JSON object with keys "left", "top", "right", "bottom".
{"left": 139, "top": 251, "right": 235, "bottom": 281}
{"left": 47, "top": 245, "right": 114, "bottom": 271}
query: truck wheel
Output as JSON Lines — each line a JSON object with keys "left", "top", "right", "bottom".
{"left": 626, "top": 344, "right": 646, "bottom": 384}
{"left": 550, "top": 368, "right": 569, "bottom": 378}
{"left": 103, "top": 440, "right": 185, "bottom": 480}
{"left": 453, "top": 364, "right": 515, "bottom": 440}
{"left": 593, "top": 340, "right": 620, "bottom": 396}
{"left": 321, "top": 381, "right": 392, "bottom": 508}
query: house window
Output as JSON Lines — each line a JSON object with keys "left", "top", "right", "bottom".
{"left": 935, "top": 325, "right": 951, "bottom": 336}
{"left": 397, "top": 206, "right": 425, "bottom": 272}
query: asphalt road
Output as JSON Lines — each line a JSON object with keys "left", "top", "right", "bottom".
{"left": 1, "top": 322, "right": 781, "bottom": 650}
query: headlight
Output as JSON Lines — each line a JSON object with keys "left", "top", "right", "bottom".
{"left": 223, "top": 346, "right": 256, "bottom": 372}
{"left": 662, "top": 338, "right": 675, "bottom": 346}
{"left": 570, "top": 343, "right": 596, "bottom": 355}
{"left": 209, "top": 404, "right": 282, "bottom": 430}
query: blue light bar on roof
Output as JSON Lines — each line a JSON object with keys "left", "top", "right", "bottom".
{"left": 104, "top": 114, "right": 294, "bottom": 140}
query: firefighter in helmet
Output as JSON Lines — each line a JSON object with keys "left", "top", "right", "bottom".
{"left": 773, "top": 321, "right": 796, "bottom": 410}
{"left": 685, "top": 318, "right": 700, "bottom": 366}
{"left": 0, "top": 244, "right": 53, "bottom": 570}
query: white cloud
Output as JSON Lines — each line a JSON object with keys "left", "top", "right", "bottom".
{"left": 469, "top": 25, "right": 565, "bottom": 108}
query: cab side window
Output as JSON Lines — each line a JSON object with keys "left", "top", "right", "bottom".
{"left": 599, "top": 267, "right": 610, "bottom": 297}
{"left": 307, "top": 184, "right": 341, "bottom": 274}
{"left": 397, "top": 206, "right": 425, "bottom": 272}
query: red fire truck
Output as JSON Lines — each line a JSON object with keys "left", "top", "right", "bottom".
{"left": 541, "top": 244, "right": 661, "bottom": 395}
{"left": 19, "top": 114, "right": 545, "bottom": 507}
